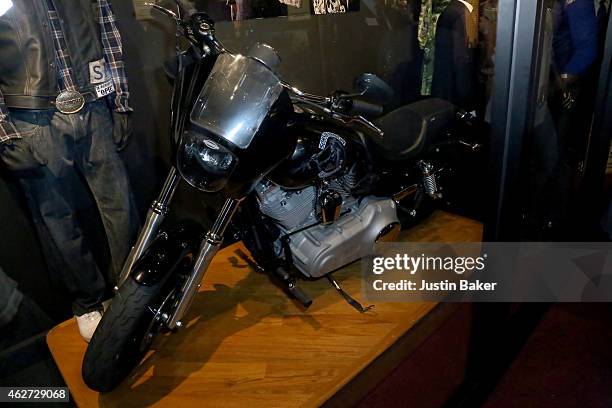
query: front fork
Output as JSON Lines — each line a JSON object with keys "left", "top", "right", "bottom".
{"left": 165, "top": 197, "right": 242, "bottom": 330}
{"left": 115, "top": 166, "right": 181, "bottom": 291}
{"left": 115, "top": 166, "right": 241, "bottom": 330}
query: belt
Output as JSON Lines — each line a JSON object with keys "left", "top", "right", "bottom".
{"left": 4, "top": 92, "right": 101, "bottom": 111}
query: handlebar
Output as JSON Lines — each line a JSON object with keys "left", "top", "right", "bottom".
{"left": 147, "top": 1, "right": 224, "bottom": 56}
{"left": 285, "top": 84, "right": 385, "bottom": 137}
{"left": 150, "top": 1, "right": 381, "bottom": 136}
{"left": 349, "top": 99, "right": 384, "bottom": 117}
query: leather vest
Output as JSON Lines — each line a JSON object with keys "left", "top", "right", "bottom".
{"left": 0, "top": 0, "right": 105, "bottom": 109}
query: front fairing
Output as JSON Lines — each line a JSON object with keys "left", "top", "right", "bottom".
{"left": 177, "top": 51, "right": 294, "bottom": 194}
{"left": 169, "top": 52, "right": 217, "bottom": 152}
{"left": 190, "top": 53, "right": 284, "bottom": 149}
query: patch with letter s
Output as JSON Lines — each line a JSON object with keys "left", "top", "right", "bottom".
{"left": 89, "top": 58, "right": 116, "bottom": 98}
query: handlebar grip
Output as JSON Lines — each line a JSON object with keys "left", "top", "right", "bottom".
{"left": 288, "top": 283, "right": 313, "bottom": 309}
{"left": 175, "top": 0, "right": 197, "bottom": 17}
{"left": 350, "top": 99, "right": 384, "bottom": 117}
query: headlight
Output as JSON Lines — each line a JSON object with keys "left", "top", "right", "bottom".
{"left": 177, "top": 131, "right": 238, "bottom": 192}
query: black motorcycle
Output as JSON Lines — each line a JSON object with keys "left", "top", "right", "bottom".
{"left": 82, "top": 0, "right": 485, "bottom": 392}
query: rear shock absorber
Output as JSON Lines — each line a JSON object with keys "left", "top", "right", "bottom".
{"left": 418, "top": 160, "right": 442, "bottom": 199}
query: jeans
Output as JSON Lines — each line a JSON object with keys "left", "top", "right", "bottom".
{"left": 5, "top": 100, "right": 139, "bottom": 315}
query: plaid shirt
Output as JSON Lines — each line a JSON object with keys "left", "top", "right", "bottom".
{"left": 0, "top": 93, "right": 20, "bottom": 144}
{"left": 0, "top": 0, "right": 131, "bottom": 144}
{"left": 98, "top": 0, "right": 132, "bottom": 114}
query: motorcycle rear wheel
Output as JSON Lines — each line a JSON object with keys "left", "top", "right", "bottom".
{"left": 82, "top": 276, "right": 167, "bottom": 392}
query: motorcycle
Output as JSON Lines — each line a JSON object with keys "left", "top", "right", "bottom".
{"left": 82, "top": 0, "right": 485, "bottom": 392}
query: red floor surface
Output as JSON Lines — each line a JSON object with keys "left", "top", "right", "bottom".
{"left": 484, "top": 303, "right": 612, "bottom": 408}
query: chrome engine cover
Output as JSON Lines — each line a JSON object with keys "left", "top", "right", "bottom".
{"left": 256, "top": 177, "right": 400, "bottom": 278}
{"left": 286, "top": 197, "right": 399, "bottom": 278}
{"left": 255, "top": 182, "right": 317, "bottom": 231}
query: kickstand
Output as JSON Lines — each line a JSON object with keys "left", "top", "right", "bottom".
{"left": 326, "top": 275, "right": 375, "bottom": 313}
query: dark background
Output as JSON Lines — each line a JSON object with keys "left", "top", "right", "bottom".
{"left": 0, "top": 0, "right": 425, "bottom": 323}
{"left": 1, "top": 3, "right": 611, "bottom": 405}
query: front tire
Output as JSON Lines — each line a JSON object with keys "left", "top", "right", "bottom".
{"left": 82, "top": 276, "right": 166, "bottom": 392}
{"left": 82, "top": 222, "right": 203, "bottom": 392}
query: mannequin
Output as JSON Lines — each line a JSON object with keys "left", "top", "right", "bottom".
{"left": 0, "top": 0, "right": 139, "bottom": 341}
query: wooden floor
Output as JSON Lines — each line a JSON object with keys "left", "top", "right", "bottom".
{"left": 47, "top": 211, "right": 482, "bottom": 408}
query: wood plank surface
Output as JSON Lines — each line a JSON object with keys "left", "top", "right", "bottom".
{"left": 47, "top": 211, "right": 482, "bottom": 408}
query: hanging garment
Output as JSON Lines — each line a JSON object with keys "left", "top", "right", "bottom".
{"left": 418, "top": 0, "right": 452, "bottom": 96}
{"left": 430, "top": 0, "right": 476, "bottom": 107}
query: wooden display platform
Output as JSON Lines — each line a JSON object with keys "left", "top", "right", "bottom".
{"left": 47, "top": 211, "right": 482, "bottom": 407}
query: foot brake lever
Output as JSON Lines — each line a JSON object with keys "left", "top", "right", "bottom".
{"left": 326, "top": 275, "right": 374, "bottom": 313}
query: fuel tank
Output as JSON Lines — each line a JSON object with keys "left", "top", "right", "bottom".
{"left": 268, "top": 122, "right": 358, "bottom": 190}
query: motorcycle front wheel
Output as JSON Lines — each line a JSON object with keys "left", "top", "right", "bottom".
{"left": 82, "top": 222, "right": 203, "bottom": 392}
{"left": 81, "top": 276, "right": 168, "bottom": 392}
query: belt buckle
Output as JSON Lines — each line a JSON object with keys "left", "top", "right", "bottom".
{"left": 55, "top": 90, "right": 85, "bottom": 114}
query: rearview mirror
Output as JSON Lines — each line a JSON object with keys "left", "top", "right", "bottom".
{"left": 353, "top": 73, "right": 394, "bottom": 105}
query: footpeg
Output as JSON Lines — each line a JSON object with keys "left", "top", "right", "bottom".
{"left": 287, "top": 281, "right": 313, "bottom": 308}
{"left": 459, "top": 140, "right": 482, "bottom": 152}
{"left": 273, "top": 267, "right": 312, "bottom": 309}
{"left": 326, "top": 275, "right": 374, "bottom": 313}
{"left": 234, "top": 250, "right": 312, "bottom": 308}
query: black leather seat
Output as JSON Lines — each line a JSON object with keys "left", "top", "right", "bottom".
{"left": 370, "top": 98, "right": 455, "bottom": 161}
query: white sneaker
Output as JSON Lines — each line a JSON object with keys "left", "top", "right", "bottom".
{"left": 76, "top": 311, "right": 103, "bottom": 343}
{"left": 102, "top": 299, "right": 111, "bottom": 312}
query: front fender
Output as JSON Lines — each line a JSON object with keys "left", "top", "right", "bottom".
{"left": 130, "top": 222, "right": 204, "bottom": 286}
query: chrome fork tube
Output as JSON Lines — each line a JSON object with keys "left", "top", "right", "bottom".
{"left": 166, "top": 197, "right": 242, "bottom": 330}
{"left": 115, "top": 166, "right": 181, "bottom": 291}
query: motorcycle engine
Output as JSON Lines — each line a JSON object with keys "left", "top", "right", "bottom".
{"left": 255, "top": 166, "right": 400, "bottom": 278}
